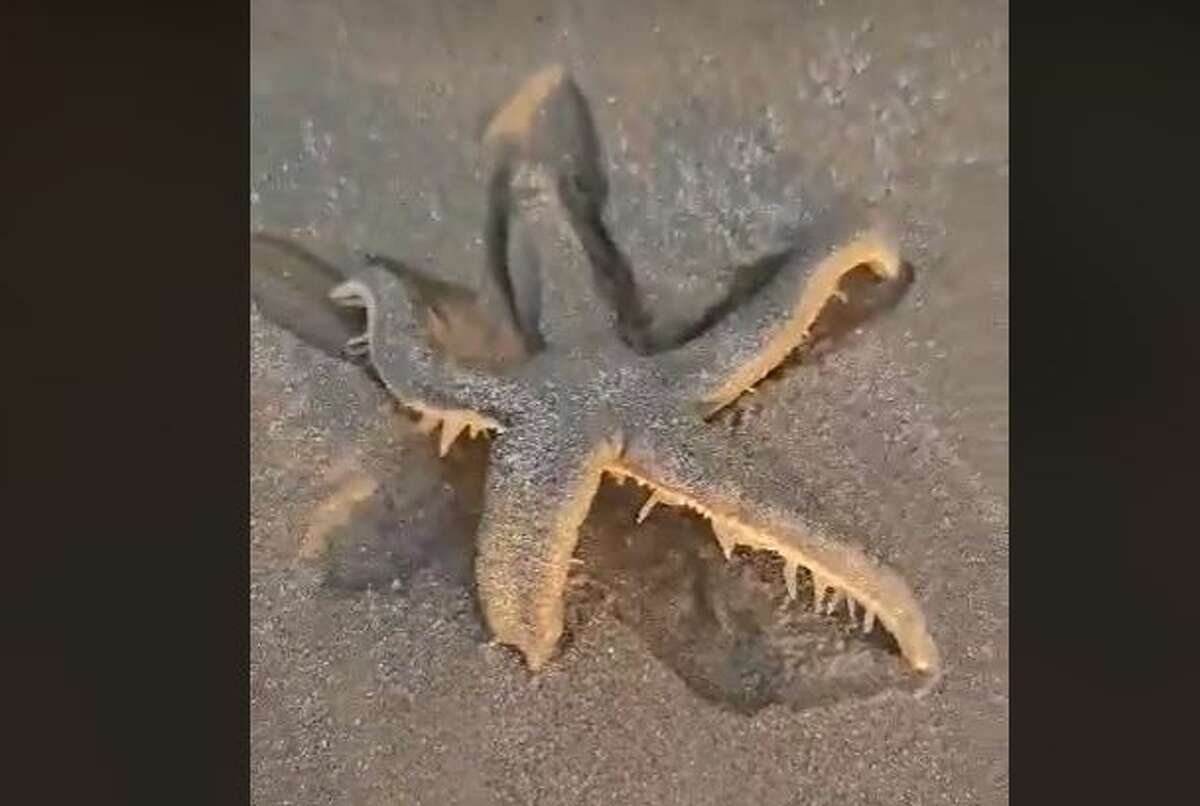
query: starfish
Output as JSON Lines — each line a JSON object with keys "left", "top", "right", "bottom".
{"left": 251, "top": 66, "right": 940, "bottom": 681}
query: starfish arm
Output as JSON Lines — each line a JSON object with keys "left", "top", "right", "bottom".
{"left": 330, "top": 264, "right": 524, "bottom": 429}
{"left": 474, "top": 418, "right": 622, "bottom": 669}
{"left": 664, "top": 205, "right": 904, "bottom": 416}
{"left": 503, "top": 165, "right": 651, "bottom": 348}
{"left": 480, "top": 65, "right": 652, "bottom": 349}
{"left": 360, "top": 253, "right": 530, "bottom": 370}
{"left": 608, "top": 421, "right": 940, "bottom": 677}
{"left": 478, "top": 162, "right": 546, "bottom": 352}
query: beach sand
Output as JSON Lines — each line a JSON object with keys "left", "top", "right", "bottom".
{"left": 250, "top": 1, "right": 1008, "bottom": 802}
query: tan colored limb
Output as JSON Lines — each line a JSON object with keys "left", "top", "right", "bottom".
{"left": 474, "top": 423, "right": 620, "bottom": 669}
{"left": 667, "top": 208, "right": 903, "bottom": 416}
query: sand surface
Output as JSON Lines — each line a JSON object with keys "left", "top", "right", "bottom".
{"left": 251, "top": 1, "right": 1008, "bottom": 803}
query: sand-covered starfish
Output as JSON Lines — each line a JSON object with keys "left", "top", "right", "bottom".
{"left": 251, "top": 66, "right": 940, "bottom": 681}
